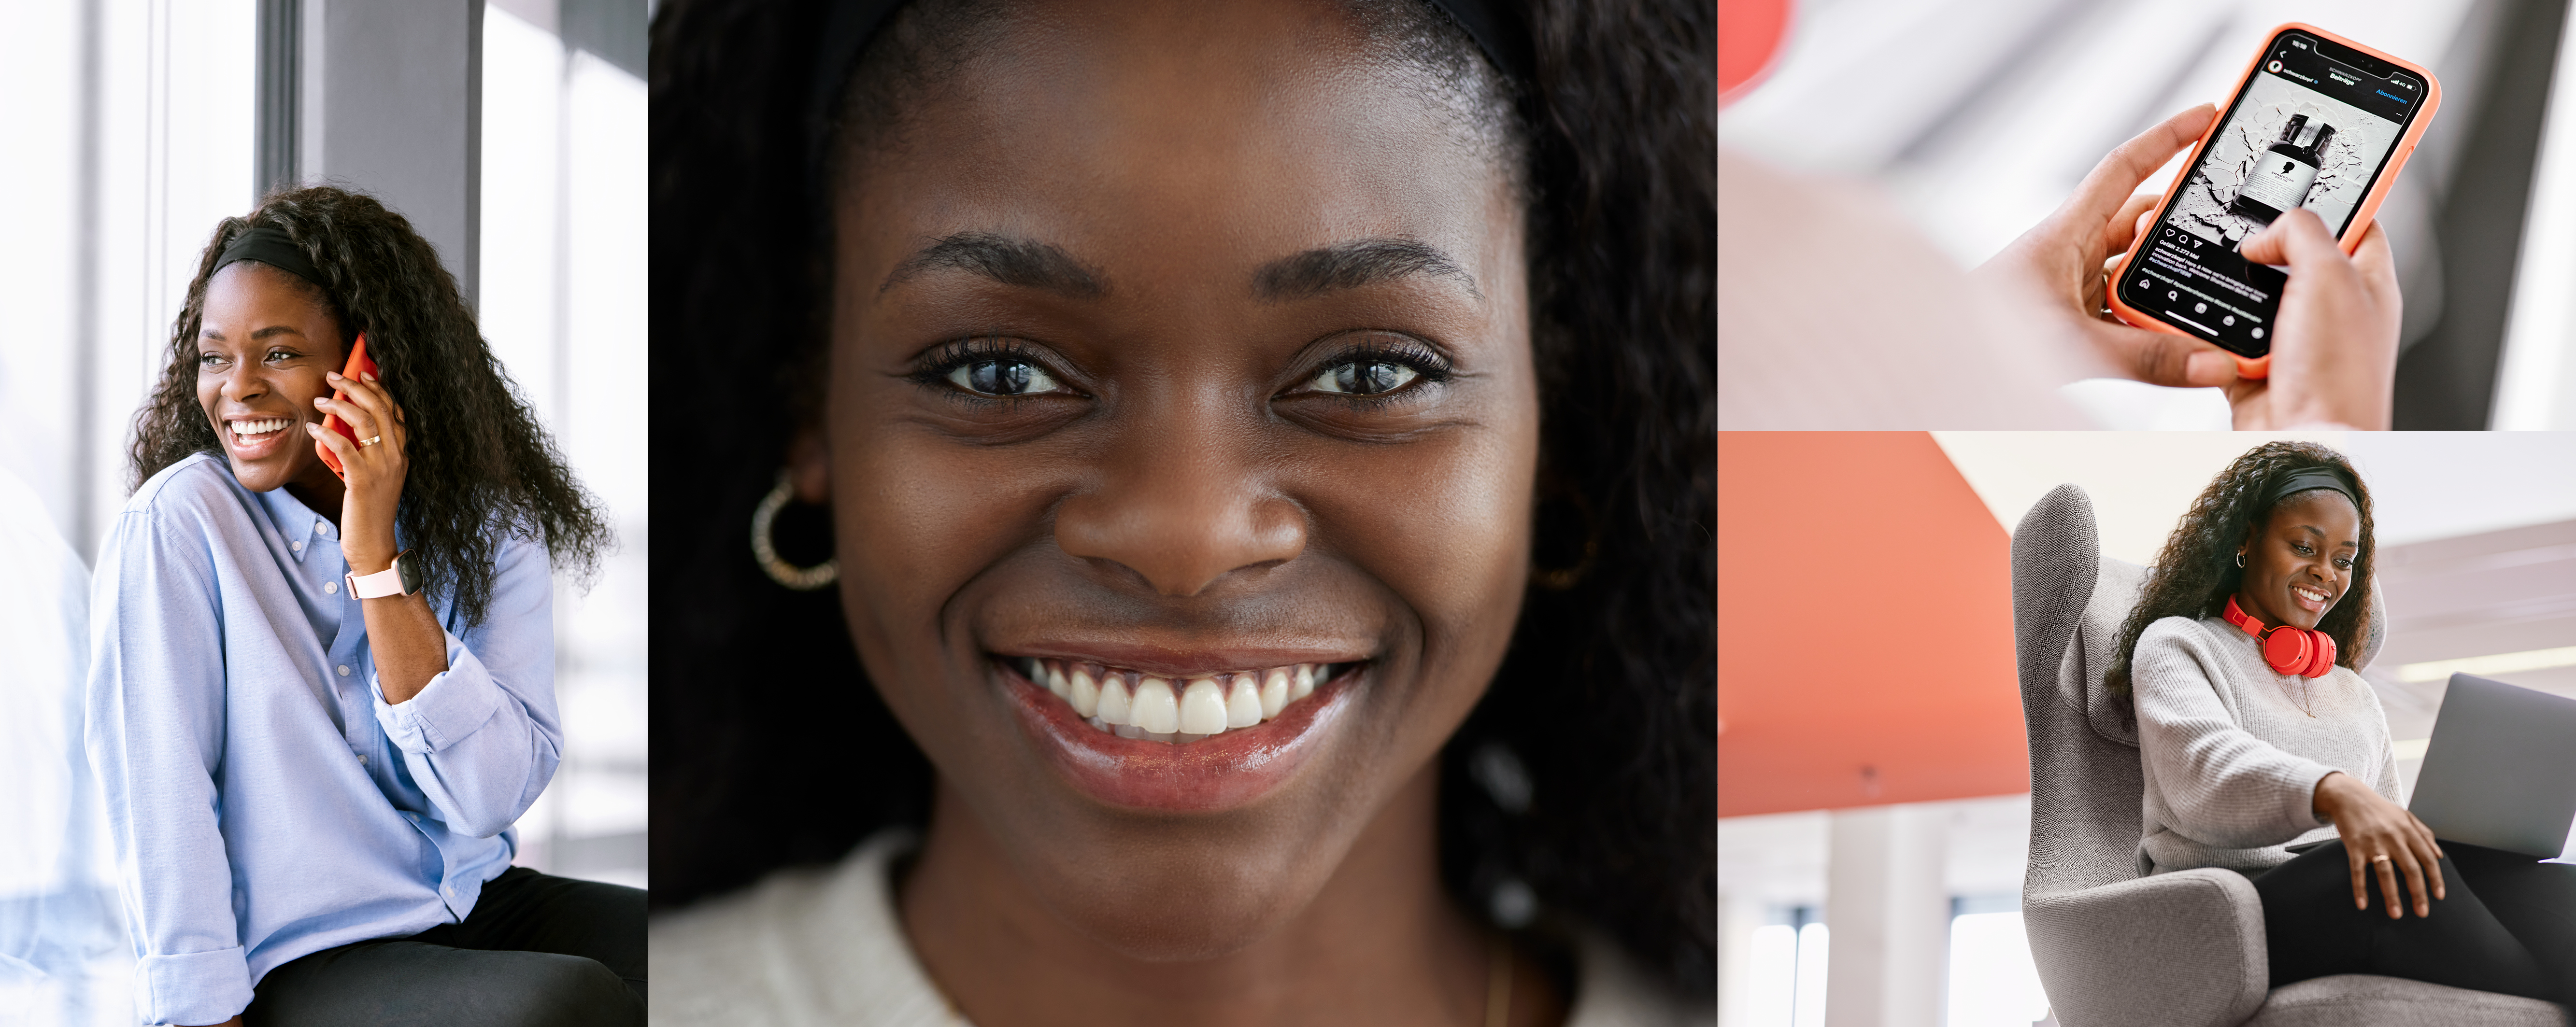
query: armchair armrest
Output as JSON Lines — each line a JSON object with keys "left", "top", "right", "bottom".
{"left": 2024, "top": 869, "right": 2269, "bottom": 1027}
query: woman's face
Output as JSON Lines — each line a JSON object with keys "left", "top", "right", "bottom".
{"left": 196, "top": 261, "right": 346, "bottom": 495}
{"left": 2237, "top": 488, "right": 2361, "bottom": 631}
{"left": 814, "top": 0, "right": 1535, "bottom": 958}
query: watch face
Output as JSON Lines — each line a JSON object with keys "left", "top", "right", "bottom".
{"left": 397, "top": 551, "right": 424, "bottom": 596}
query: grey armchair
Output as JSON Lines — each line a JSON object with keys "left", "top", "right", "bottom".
{"left": 2008, "top": 483, "right": 2566, "bottom": 1027}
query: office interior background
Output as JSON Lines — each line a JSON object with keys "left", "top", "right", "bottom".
{"left": 0, "top": 1, "right": 649, "bottom": 1022}
{"left": 1721, "top": 0, "right": 2576, "bottom": 429}
{"left": 1717, "top": 431, "right": 2576, "bottom": 1027}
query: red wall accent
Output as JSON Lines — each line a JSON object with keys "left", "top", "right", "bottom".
{"left": 1717, "top": 432, "right": 2029, "bottom": 817}
{"left": 1718, "top": 0, "right": 1791, "bottom": 101}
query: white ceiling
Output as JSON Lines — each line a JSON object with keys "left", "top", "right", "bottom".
{"left": 1934, "top": 431, "right": 2576, "bottom": 560}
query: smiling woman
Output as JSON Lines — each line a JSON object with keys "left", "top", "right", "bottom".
{"left": 2106, "top": 441, "right": 2576, "bottom": 1007}
{"left": 646, "top": 0, "right": 1712, "bottom": 1025}
{"left": 95, "top": 186, "right": 634, "bottom": 1027}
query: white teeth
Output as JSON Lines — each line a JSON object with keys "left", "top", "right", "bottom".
{"left": 1096, "top": 676, "right": 1133, "bottom": 726}
{"left": 1260, "top": 668, "right": 1289, "bottom": 719}
{"left": 1132, "top": 677, "right": 1181, "bottom": 734}
{"left": 1019, "top": 659, "right": 1341, "bottom": 744}
{"left": 1178, "top": 678, "right": 1229, "bottom": 735}
{"left": 1224, "top": 676, "right": 1262, "bottom": 729}
{"left": 231, "top": 418, "right": 290, "bottom": 437}
{"left": 1067, "top": 667, "right": 1099, "bottom": 717}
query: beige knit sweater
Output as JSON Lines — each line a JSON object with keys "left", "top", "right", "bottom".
{"left": 650, "top": 831, "right": 1711, "bottom": 1027}
{"left": 2132, "top": 615, "right": 2401, "bottom": 874}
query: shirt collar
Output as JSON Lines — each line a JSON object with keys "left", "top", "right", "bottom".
{"left": 253, "top": 484, "right": 338, "bottom": 564}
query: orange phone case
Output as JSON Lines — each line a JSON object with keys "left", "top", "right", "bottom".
{"left": 2104, "top": 23, "right": 2440, "bottom": 380}
{"left": 316, "top": 333, "right": 376, "bottom": 479}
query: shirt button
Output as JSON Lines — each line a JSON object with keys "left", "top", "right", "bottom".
{"left": 291, "top": 540, "right": 303, "bottom": 551}
{"left": 356, "top": 754, "right": 368, "bottom": 765}
{"left": 337, "top": 665, "right": 351, "bottom": 677}
{"left": 324, "top": 580, "right": 339, "bottom": 594}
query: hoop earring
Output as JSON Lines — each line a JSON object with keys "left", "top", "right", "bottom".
{"left": 2235, "top": 551, "right": 2247, "bottom": 568}
{"left": 1530, "top": 480, "right": 1600, "bottom": 591}
{"left": 751, "top": 471, "right": 837, "bottom": 591}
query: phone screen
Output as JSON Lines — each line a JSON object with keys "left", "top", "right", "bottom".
{"left": 2116, "top": 30, "right": 2426, "bottom": 358}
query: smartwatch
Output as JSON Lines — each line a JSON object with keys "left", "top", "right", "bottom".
{"left": 347, "top": 549, "right": 423, "bottom": 599}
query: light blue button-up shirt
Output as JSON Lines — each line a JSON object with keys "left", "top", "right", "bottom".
{"left": 85, "top": 452, "right": 561, "bottom": 1027}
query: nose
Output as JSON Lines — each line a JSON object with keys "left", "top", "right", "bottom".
{"left": 1053, "top": 425, "right": 1307, "bottom": 598}
{"left": 217, "top": 360, "right": 270, "bottom": 404}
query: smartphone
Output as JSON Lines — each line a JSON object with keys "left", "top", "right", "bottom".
{"left": 316, "top": 333, "right": 376, "bottom": 480}
{"left": 2106, "top": 24, "right": 2440, "bottom": 377}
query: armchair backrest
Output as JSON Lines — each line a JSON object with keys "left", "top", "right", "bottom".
{"left": 2011, "top": 484, "right": 2151, "bottom": 900}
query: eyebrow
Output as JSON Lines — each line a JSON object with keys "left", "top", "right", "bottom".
{"left": 199, "top": 326, "right": 309, "bottom": 342}
{"left": 2289, "top": 524, "right": 2360, "bottom": 548}
{"left": 1253, "top": 238, "right": 1481, "bottom": 301}
{"left": 880, "top": 232, "right": 1109, "bottom": 299}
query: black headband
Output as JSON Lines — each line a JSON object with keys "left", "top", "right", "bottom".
{"left": 213, "top": 225, "right": 325, "bottom": 288}
{"left": 2264, "top": 467, "right": 2359, "bottom": 511}
{"left": 802, "top": 0, "right": 1531, "bottom": 202}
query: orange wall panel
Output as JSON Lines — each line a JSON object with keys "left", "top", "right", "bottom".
{"left": 1717, "top": 432, "right": 2028, "bottom": 816}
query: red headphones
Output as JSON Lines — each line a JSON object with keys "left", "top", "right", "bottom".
{"left": 2223, "top": 594, "right": 2338, "bottom": 678}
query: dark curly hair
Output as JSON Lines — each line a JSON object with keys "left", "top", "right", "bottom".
{"left": 649, "top": 0, "right": 1713, "bottom": 1000}
{"left": 2104, "top": 441, "right": 2376, "bottom": 713}
{"left": 130, "top": 186, "right": 611, "bottom": 626}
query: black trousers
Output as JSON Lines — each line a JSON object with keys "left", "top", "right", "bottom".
{"left": 244, "top": 867, "right": 644, "bottom": 1027}
{"left": 2254, "top": 839, "right": 2576, "bottom": 1007}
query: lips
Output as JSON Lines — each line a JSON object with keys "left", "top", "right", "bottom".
{"left": 2290, "top": 582, "right": 2332, "bottom": 613}
{"left": 997, "top": 655, "right": 1363, "bottom": 813}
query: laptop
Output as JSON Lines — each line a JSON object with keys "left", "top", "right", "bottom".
{"left": 2406, "top": 673, "right": 2576, "bottom": 859}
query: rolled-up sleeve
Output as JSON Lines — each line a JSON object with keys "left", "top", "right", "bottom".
{"left": 85, "top": 510, "right": 256, "bottom": 1027}
{"left": 2134, "top": 625, "right": 2335, "bottom": 847}
{"left": 371, "top": 535, "right": 561, "bottom": 839}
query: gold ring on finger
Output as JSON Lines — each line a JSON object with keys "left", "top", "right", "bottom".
{"left": 2371, "top": 854, "right": 2391, "bottom": 863}
{"left": 360, "top": 435, "right": 383, "bottom": 447}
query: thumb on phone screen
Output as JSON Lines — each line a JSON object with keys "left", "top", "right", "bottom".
{"left": 2226, "top": 211, "right": 2400, "bottom": 429}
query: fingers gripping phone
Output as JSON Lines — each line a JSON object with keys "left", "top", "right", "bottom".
{"left": 2106, "top": 24, "right": 2439, "bottom": 377}
{"left": 316, "top": 333, "right": 375, "bottom": 480}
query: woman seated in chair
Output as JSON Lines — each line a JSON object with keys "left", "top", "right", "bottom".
{"left": 2105, "top": 441, "right": 2573, "bottom": 1008}
{"left": 89, "top": 186, "right": 638, "bottom": 1027}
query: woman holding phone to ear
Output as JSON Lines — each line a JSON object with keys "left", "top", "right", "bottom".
{"left": 88, "top": 186, "right": 636, "bottom": 1027}
{"left": 2102, "top": 442, "right": 2574, "bottom": 1006}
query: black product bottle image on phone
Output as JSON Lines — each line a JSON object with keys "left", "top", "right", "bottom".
{"left": 2232, "top": 116, "right": 2336, "bottom": 223}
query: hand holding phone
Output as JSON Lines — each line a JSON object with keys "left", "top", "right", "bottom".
{"left": 2105, "top": 24, "right": 2439, "bottom": 378}
{"left": 1978, "top": 104, "right": 2242, "bottom": 390}
{"left": 316, "top": 333, "right": 376, "bottom": 480}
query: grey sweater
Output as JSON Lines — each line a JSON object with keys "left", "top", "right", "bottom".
{"left": 2132, "top": 615, "right": 2400, "bottom": 874}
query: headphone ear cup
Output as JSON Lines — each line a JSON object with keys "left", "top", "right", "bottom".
{"left": 2306, "top": 631, "right": 2338, "bottom": 677}
{"left": 2263, "top": 628, "right": 2312, "bottom": 676}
